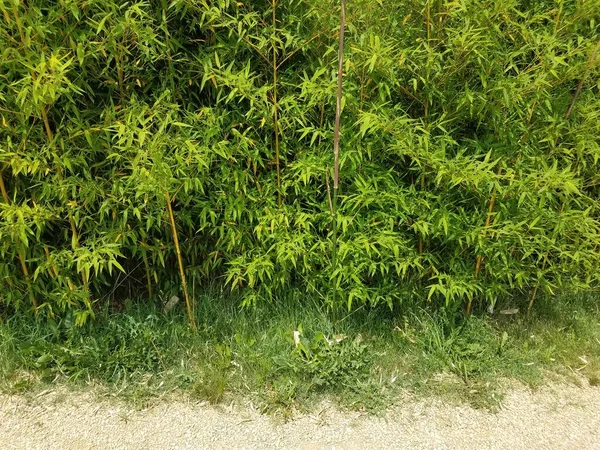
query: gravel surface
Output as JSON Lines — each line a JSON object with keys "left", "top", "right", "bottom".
{"left": 1, "top": 382, "right": 599, "bottom": 449}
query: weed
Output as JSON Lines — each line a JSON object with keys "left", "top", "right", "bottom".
{"left": 192, "top": 344, "right": 232, "bottom": 404}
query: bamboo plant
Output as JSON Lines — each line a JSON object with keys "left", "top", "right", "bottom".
{"left": 0, "top": 0, "right": 599, "bottom": 321}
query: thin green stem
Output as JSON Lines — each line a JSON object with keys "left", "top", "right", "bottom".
{"left": 331, "top": 0, "right": 346, "bottom": 317}
{"left": 273, "top": 0, "right": 281, "bottom": 207}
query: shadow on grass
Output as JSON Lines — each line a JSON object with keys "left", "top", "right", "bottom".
{"left": 1, "top": 289, "right": 599, "bottom": 414}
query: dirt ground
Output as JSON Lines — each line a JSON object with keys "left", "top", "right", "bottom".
{"left": 1, "top": 382, "right": 599, "bottom": 449}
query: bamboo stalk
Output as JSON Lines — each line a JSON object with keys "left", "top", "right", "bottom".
{"left": 419, "top": 0, "right": 432, "bottom": 258}
{"left": 332, "top": 0, "right": 346, "bottom": 193}
{"left": 17, "top": 253, "right": 37, "bottom": 309}
{"left": 331, "top": 0, "right": 347, "bottom": 312}
{"left": 272, "top": 0, "right": 281, "bottom": 207}
{"left": 467, "top": 167, "right": 502, "bottom": 314}
{"left": 426, "top": 0, "right": 431, "bottom": 42}
{"left": 2, "top": 7, "right": 10, "bottom": 26}
{"left": 0, "top": 170, "right": 37, "bottom": 309}
{"left": 165, "top": 191, "right": 196, "bottom": 329}
{"left": 43, "top": 246, "right": 59, "bottom": 278}
{"left": 563, "top": 41, "right": 600, "bottom": 121}
{"left": 11, "top": 4, "right": 25, "bottom": 44}
{"left": 325, "top": 167, "right": 334, "bottom": 217}
{"left": 40, "top": 106, "right": 53, "bottom": 144}
{"left": 527, "top": 257, "right": 546, "bottom": 315}
{"left": 318, "top": 103, "right": 325, "bottom": 145}
{"left": 0, "top": 171, "right": 9, "bottom": 202}
{"left": 474, "top": 179, "right": 500, "bottom": 279}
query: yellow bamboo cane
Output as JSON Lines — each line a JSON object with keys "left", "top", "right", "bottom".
{"left": 165, "top": 191, "right": 196, "bottom": 330}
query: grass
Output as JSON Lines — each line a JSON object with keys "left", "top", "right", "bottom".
{"left": 1, "top": 289, "right": 599, "bottom": 415}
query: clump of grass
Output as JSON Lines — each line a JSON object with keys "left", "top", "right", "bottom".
{"left": 1, "top": 291, "right": 599, "bottom": 414}
{"left": 191, "top": 343, "right": 232, "bottom": 404}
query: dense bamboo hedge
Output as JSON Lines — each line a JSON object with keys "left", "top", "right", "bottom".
{"left": 1, "top": 0, "right": 600, "bottom": 322}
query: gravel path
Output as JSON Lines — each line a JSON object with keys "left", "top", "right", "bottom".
{"left": 1, "top": 382, "right": 599, "bottom": 449}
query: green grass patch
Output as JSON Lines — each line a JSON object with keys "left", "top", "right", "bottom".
{"left": 1, "top": 291, "right": 599, "bottom": 414}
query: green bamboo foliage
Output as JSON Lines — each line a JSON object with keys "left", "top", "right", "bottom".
{"left": 1, "top": 0, "right": 599, "bottom": 322}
